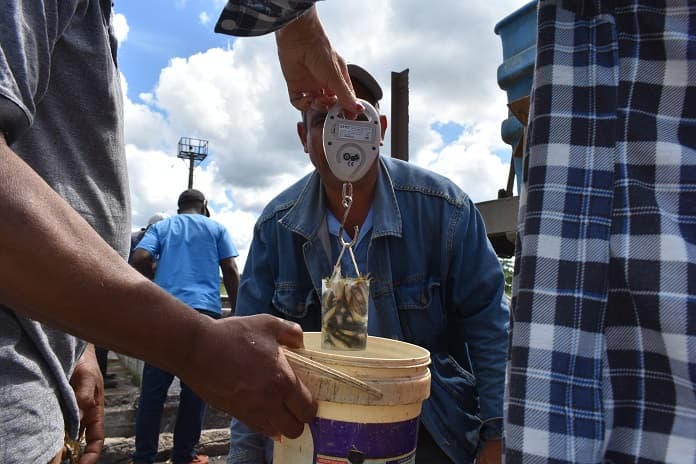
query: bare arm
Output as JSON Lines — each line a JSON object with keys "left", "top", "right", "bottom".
{"left": 215, "top": 2, "right": 358, "bottom": 113}
{"left": 0, "top": 135, "right": 316, "bottom": 437}
{"left": 275, "top": 6, "right": 361, "bottom": 114}
{"left": 220, "top": 256, "right": 240, "bottom": 312}
{"left": 477, "top": 439, "right": 503, "bottom": 464}
{"left": 130, "top": 248, "right": 156, "bottom": 280}
{"left": 69, "top": 344, "right": 104, "bottom": 464}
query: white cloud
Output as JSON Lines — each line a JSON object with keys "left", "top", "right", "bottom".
{"left": 415, "top": 120, "right": 511, "bottom": 203}
{"left": 124, "top": 98, "right": 174, "bottom": 152}
{"left": 122, "top": 0, "right": 530, "bottom": 270}
{"left": 112, "top": 13, "right": 129, "bottom": 44}
{"left": 212, "top": 208, "right": 259, "bottom": 269}
{"left": 139, "top": 92, "right": 154, "bottom": 105}
{"left": 199, "top": 11, "right": 211, "bottom": 25}
{"left": 126, "top": 144, "right": 190, "bottom": 222}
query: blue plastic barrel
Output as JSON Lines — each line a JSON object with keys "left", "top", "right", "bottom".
{"left": 494, "top": 1, "right": 537, "bottom": 194}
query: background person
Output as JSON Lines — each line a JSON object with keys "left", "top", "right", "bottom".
{"left": 130, "top": 189, "right": 240, "bottom": 464}
{"left": 227, "top": 64, "right": 509, "bottom": 464}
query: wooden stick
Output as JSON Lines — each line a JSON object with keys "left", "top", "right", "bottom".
{"left": 282, "top": 348, "right": 383, "bottom": 400}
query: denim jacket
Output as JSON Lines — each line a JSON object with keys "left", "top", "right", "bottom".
{"left": 230, "top": 157, "right": 509, "bottom": 464}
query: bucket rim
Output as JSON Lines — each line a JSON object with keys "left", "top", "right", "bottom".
{"left": 298, "top": 332, "right": 431, "bottom": 368}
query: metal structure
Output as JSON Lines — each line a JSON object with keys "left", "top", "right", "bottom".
{"left": 385, "top": 41, "right": 528, "bottom": 257}
{"left": 391, "top": 69, "right": 409, "bottom": 161}
{"left": 494, "top": 0, "right": 537, "bottom": 198}
{"left": 177, "top": 137, "right": 209, "bottom": 189}
{"left": 465, "top": 0, "right": 538, "bottom": 258}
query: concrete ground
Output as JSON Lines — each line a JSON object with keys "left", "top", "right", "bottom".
{"left": 99, "top": 353, "right": 231, "bottom": 464}
{"left": 153, "top": 455, "right": 227, "bottom": 464}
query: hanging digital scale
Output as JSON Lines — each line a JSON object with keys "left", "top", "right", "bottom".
{"left": 322, "top": 99, "right": 381, "bottom": 182}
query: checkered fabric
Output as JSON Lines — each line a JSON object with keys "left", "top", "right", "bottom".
{"left": 215, "top": 0, "right": 318, "bottom": 37}
{"left": 507, "top": 1, "right": 696, "bottom": 462}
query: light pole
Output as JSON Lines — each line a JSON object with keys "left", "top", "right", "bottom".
{"left": 177, "top": 137, "right": 208, "bottom": 189}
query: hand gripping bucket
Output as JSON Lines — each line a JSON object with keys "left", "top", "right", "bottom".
{"left": 276, "top": 332, "right": 431, "bottom": 463}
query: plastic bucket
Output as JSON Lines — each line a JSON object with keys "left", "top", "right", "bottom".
{"left": 275, "top": 332, "right": 431, "bottom": 464}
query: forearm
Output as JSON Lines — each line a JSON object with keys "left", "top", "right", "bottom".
{"left": 224, "top": 276, "right": 239, "bottom": 312}
{"left": 1, "top": 138, "right": 318, "bottom": 436}
{"left": 274, "top": 4, "right": 321, "bottom": 42}
{"left": 131, "top": 250, "right": 156, "bottom": 280}
{"left": 221, "top": 257, "right": 240, "bottom": 312}
{"left": 0, "top": 136, "right": 206, "bottom": 375}
{"left": 216, "top": 1, "right": 318, "bottom": 37}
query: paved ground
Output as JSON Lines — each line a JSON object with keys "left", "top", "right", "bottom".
{"left": 100, "top": 353, "right": 230, "bottom": 464}
{"left": 153, "top": 456, "right": 226, "bottom": 463}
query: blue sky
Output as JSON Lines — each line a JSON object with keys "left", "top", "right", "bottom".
{"left": 115, "top": 1, "right": 230, "bottom": 101}
{"left": 114, "top": 0, "right": 530, "bottom": 268}
{"left": 432, "top": 121, "right": 465, "bottom": 147}
{"left": 115, "top": 1, "right": 512, "bottom": 165}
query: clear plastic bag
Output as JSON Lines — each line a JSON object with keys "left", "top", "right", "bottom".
{"left": 321, "top": 273, "right": 369, "bottom": 350}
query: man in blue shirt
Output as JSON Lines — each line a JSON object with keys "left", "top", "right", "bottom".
{"left": 228, "top": 64, "right": 509, "bottom": 464}
{"left": 131, "top": 189, "right": 240, "bottom": 464}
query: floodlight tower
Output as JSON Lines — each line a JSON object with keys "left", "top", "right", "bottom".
{"left": 177, "top": 137, "right": 209, "bottom": 189}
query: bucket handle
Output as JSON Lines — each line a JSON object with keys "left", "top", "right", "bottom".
{"left": 282, "top": 348, "right": 383, "bottom": 400}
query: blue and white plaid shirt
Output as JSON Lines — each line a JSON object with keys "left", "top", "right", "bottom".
{"left": 215, "top": 0, "right": 318, "bottom": 37}
{"left": 508, "top": 1, "right": 696, "bottom": 462}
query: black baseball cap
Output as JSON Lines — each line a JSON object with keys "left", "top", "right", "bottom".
{"left": 347, "top": 64, "right": 383, "bottom": 104}
{"left": 177, "top": 189, "right": 210, "bottom": 217}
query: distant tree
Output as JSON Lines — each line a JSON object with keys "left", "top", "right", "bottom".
{"left": 500, "top": 257, "right": 514, "bottom": 300}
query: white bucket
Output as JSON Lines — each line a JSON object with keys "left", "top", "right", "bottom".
{"left": 275, "top": 332, "right": 431, "bottom": 463}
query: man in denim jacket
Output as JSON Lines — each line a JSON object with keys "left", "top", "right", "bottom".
{"left": 229, "top": 64, "right": 509, "bottom": 464}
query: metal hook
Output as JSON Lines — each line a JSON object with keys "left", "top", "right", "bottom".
{"left": 341, "top": 182, "right": 353, "bottom": 209}
{"left": 339, "top": 226, "right": 359, "bottom": 249}
{"left": 331, "top": 225, "right": 361, "bottom": 279}
{"left": 332, "top": 183, "right": 361, "bottom": 279}
{"left": 336, "top": 182, "right": 354, "bottom": 252}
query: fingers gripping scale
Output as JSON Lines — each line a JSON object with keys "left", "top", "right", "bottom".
{"left": 322, "top": 99, "right": 381, "bottom": 182}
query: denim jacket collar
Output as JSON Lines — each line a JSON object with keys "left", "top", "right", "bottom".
{"left": 279, "top": 157, "right": 403, "bottom": 240}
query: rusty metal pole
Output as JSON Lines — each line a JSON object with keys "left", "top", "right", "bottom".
{"left": 391, "top": 69, "right": 409, "bottom": 161}
{"left": 188, "top": 157, "right": 195, "bottom": 189}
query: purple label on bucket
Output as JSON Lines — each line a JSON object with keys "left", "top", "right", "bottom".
{"left": 309, "top": 416, "right": 419, "bottom": 463}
